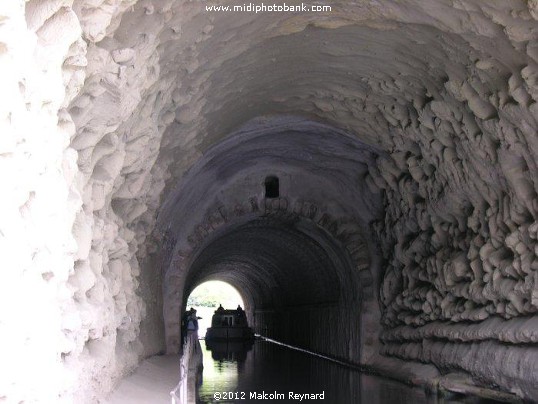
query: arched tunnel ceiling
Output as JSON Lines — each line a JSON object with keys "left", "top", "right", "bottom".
{"left": 72, "top": 0, "right": 538, "bottom": 204}
{"left": 183, "top": 217, "right": 349, "bottom": 308}
{"left": 157, "top": 117, "right": 383, "bottom": 241}
{"left": 187, "top": 22, "right": 506, "bottom": 148}
{"left": 69, "top": 1, "right": 538, "bottom": 239}
{"left": 158, "top": 118, "right": 378, "bottom": 351}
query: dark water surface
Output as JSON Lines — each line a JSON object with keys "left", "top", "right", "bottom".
{"left": 196, "top": 339, "right": 491, "bottom": 404}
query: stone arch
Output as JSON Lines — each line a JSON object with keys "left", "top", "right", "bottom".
{"left": 163, "top": 195, "right": 372, "bottom": 353}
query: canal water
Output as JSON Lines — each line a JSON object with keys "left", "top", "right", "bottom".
{"left": 195, "top": 339, "right": 491, "bottom": 404}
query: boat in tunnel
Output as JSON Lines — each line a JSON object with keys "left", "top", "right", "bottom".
{"left": 204, "top": 306, "right": 255, "bottom": 342}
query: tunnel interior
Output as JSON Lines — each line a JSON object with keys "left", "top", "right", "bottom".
{"left": 161, "top": 118, "right": 379, "bottom": 359}
{"left": 2, "top": 0, "right": 538, "bottom": 402}
{"left": 184, "top": 216, "right": 359, "bottom": 356}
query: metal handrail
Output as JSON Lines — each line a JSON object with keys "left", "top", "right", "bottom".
{"left": 170, "top": 333, "right": 198, "bottom": 404}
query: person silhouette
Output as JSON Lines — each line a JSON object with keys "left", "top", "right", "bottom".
{"left": 187, "top": 308, "right": 201, "bottom": 336}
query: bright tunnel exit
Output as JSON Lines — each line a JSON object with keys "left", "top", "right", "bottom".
{"left": 186, "top": 281, "right": 245, "bottom": 339}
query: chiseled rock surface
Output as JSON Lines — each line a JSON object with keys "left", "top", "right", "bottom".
{"left": 1, "top": 0, "right": 538, "bottom": 402}
{"left": 0, "top": 0, "right": 86, "bottom": 402}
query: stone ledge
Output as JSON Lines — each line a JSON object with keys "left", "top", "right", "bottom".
{"left": 364, "top": 357, "right": 523, "bottom": 402}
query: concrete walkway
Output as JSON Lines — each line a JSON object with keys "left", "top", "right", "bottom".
{"left": 104, "top": 355, "right": 180, "bottom": 404}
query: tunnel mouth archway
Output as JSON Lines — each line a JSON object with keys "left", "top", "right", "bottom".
{"left": 185, "top": 280, "right": 245, "bottom": 337}
{"left": 179, "top": 214, "right": 366, "bottom": 361}
{"left": 158, "top": 116, "right": 382, "bottom": 356}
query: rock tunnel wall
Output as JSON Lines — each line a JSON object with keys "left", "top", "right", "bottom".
{"left": 1, "top": 0, "right": 538, "bottom": 402}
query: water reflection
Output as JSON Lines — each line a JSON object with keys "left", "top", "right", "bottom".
{"left": 196, "top": 339, "right": 503, "bottom": 404}
{"left": 205, "top": 340, "right": 254, "bottom": 362}
{"left": 197, "top": 339, "right": 430, "bottom": 403}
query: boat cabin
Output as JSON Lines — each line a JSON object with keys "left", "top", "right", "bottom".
{"left": 211, "top": 308, "right": 248, "bottom": 328}
{"left": 205, "top": 306, "right": 254, "bottom": 341}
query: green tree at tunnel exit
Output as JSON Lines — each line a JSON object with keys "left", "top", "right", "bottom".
{"left": 187, "top": 281, "right": 243, "bottom": 309}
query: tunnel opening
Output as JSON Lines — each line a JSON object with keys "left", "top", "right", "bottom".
{"left": 185, "top": 280, "right": 245, "bottom": 338}
{"left": 178, "top": 214, "right": 366, "bottom": 362}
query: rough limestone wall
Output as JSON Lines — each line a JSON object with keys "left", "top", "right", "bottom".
{"left": 65, "top": 0, "right": 169, "bottom": 401}
{"left": 361, "top": 6, "right": 538, "bottom": 398}
{"left": 1, "top": 0, "right": 167, "bottom": 402}
{"left": 0, "top": 0, "right": 87, "bottom": 402}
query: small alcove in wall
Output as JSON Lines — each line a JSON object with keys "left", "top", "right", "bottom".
{"left": 264, "top": 176, "right": 279, "bottom": 198}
